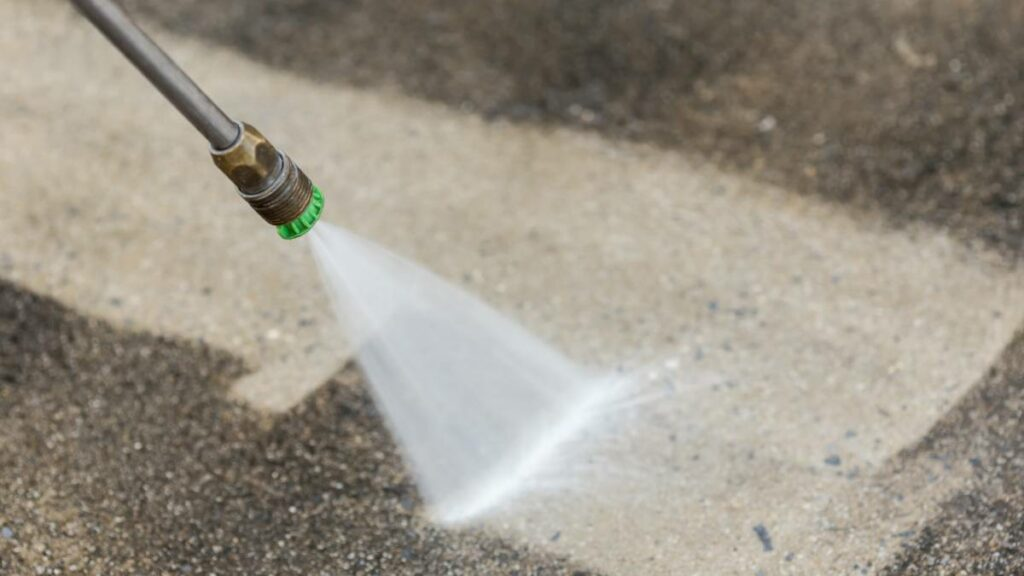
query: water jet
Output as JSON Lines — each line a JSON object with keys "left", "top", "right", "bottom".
{"left": 70, "top": 0, "right": 611, "bottom": 522}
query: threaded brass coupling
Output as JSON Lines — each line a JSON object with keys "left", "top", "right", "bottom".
{"left": 211, "top": 123, "right": 322, "bottom": 238}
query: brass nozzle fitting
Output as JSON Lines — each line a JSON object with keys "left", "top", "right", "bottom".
{"left": 211, "top": 123, "right": 314, "bottom": 226}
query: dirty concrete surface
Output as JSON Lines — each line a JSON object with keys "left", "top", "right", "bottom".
{"left": 0, "top": 280, "right": 593, "bottom": 575}
{"left": 3, "top": 0, "right": 1024, "bottom": 574}
{"left": 124, "top": 0, "right": 1024, "bottom": 258}
{"left": 877, "top": 330, "right": 1024, "bottom": 575}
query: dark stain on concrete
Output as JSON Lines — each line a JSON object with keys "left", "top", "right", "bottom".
{"left": 0, "top": 280, "right": 596, "bottom": 575}
{"left": 879, "top": 330, "right": 1024, "bottom": 575}
{"left": 119, "top": 0, "right": 1024, "bottom": 258}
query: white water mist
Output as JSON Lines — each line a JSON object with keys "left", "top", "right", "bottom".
{"left": 309, "top": 223, "right": 614, "bottom": 523}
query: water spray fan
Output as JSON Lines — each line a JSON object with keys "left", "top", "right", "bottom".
{"left": 71, "top": 0, "right": 324, "bottom": 239}
{"left": 72, "top": 0, "right": 611, "bottom": 524}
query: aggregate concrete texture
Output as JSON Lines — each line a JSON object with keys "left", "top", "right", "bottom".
{"left": 2, "top": 0, "right": 1024, "bottom": 574}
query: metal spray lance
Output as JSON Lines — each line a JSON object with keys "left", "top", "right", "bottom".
{"left": 70, "top": 0, "right": 324, "bottom": 239}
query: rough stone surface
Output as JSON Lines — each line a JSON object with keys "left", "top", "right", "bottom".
{"left": 879, "top": 331, "right": 1024, "bottom": 575}
{"left": 0, "top": 279, "right": 593, "bottom": 576}
{"left": 4, "top": 0, "right": 1024, "bottom": 574}
{"left": 123, "top": 0, "right": 1024, "bottom": 257}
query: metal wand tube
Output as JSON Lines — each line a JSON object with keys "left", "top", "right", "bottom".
{"left": 70, "top": 0, "right": 240, "bottom": 149}
{"left": 70, "top": 0, "right": 324, "bottom": 239}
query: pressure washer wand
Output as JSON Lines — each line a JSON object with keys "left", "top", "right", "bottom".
{"left": 70, "top": 0, "right": 324, "bottom": 239}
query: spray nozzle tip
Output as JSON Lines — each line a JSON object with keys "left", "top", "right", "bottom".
{"left": 277, "top": 185, "right": 324, "bottom": 240}
{"left": 210, "top": 123, "right": 323, "bottom": 239}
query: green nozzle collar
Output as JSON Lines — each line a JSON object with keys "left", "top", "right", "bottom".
{"left": 277, "top": 185, "right": 324, "bottom": 240}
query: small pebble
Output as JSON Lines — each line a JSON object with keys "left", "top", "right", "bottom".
{"left": 757, "top": 115, "right": 778, "bottom": 133}
{"left": 1, "top": 526, "right": 13, "bottom": 539}
{"left": 753, "top": 523, "right": 773, "bottom": 552}
{"left": 824, "top": 455, "right": 842, "bottom": 466}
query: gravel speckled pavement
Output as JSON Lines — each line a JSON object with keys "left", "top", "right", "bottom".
{"left": 3, "top": 0, "right": 1024, "bottom": 574}
{"left": 0, "top": 280, "right": 592, "bottom": 575}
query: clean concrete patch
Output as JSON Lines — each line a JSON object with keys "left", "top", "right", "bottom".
{"left": 2, "top": 1, "right": 1023, "bottom": 574}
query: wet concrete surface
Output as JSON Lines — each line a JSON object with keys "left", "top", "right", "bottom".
{"left": 84, "top": 1, "right": 1024, "bottom": 568}
{"left": 0, "top": 279, "right": 594, "bottom": 575}
{"left": 122, "top": 0, "right": 1024, "bottom": 258}
{"left": 5, "top": 0, "right": 1024, "bottom": 573}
